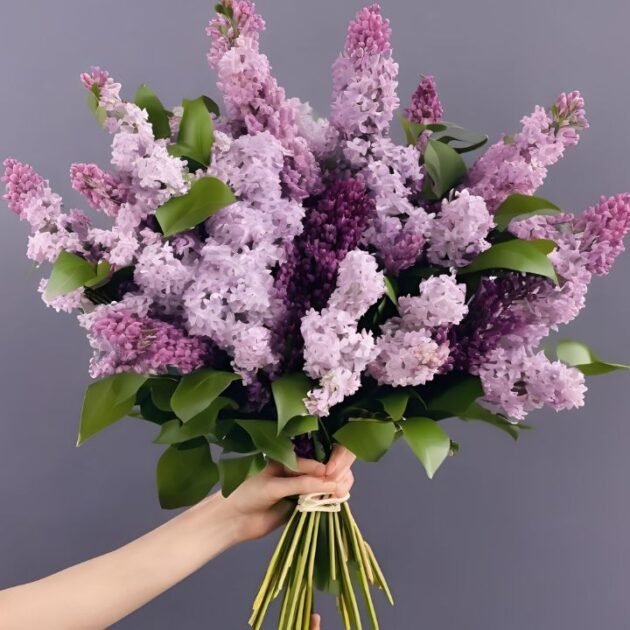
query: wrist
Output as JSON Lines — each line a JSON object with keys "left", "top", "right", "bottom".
{"left": 184, "top": 493, "right": 244, "bottom": 556}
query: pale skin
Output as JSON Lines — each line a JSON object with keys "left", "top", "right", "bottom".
{"left": 0, "top": 446, "right": 356, "bottom": 630}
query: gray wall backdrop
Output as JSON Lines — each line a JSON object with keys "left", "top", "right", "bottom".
{"left": 2, "top": 1, "right": 630, "bottom": 628}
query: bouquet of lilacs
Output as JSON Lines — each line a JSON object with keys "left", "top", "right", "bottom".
{"left": 4, "top": 2, "right": 630, "bottom": 628}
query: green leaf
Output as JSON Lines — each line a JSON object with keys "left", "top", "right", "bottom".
{"left": 156, "top": 176, "right": 236, "bottom": 237}
{"left": 78, "top": 373, "right": 148, "bottom": 445}
{"left": 171, "top": 369, "right": 240, "bottom": 422}
{"left": 147, "top": 377, "right": 179, "bottom": 412}
{"left": 427, "top": 376, "right": 484, "bottom": 416}
{"left": 45, "top": 251, "right": 97, "bottom": 299}
{"left": 218, "top": 453, "right": 265, "bottom": 497}
{"left": 432, "top": 123, "right": 488, "bottom": 154}
{"left": 154, "top": 419, "right": 183, "bottom": 444}
{"left": 236, "top": 420, "right": 298, "bottom": 470}
{"left": 139, "top": 395, "right": 175, "bottom": 424}
{"left": 494, "top": 194, "right": 562, "bottom": 231}
{"left": 555, "top": 339, "right": 630, "bottom": 376}
{"left": 84, "top": 260, "right": 111, "bottom": 289}
{"left": 281, "top": 414, "right": 319, "bottom": 437}
{"left": 459, "top": 238, "right": 558, "bottom": 283}
{"left": 156, "top": 440, "right": 219, "bottom": 509}
{"left": 399, "top": 116, "right": 427, "bottom": 145}
{"left": 272, "top": 373, "right": 312, "bottom": 434}
{"left": 334, "top": 419, "right": 396, "bottom": 462}
{"left": 86, "top": 87, "right": 107, "bottom": 126}
{"left": 173, "top": 97, "right": 214, "bottom": 166}
{"left": 401, "top": 417, "right": 451, "bottom": 479}
{"left": 423, "top": 138, "right": 468, "bottom": 198}
{"left": 202, "top": 95, "right": 221, "bottom": 118}
{"left": 378, "top": 391, "right": 409, "bottom": 421}
{"left": 383, "top": 276, "right": 398, "bottom": 306}
{"left": 161, "top": 397, "right": 238, "bottom": 444}
{"left": 459, "top": 402, "right": 520, "bottom": 440}
{"left": 134, "top": 84, "right": 172, "bottom": 139}
{"left": 399, "top": 115, "right": 447, "bottom": 145}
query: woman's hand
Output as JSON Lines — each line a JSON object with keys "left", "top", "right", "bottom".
{"left": 311, "top": 613, "right": 322, "bottom": 629}
{"left": 221, "top": 445, "right": 356, "bottom": 544}
{"left": 0, "top": 446, "right": 354, "bottom": 629}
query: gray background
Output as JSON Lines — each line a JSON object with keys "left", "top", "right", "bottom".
{"left": 1, "top": 1, "right": 630, "bottom": 628}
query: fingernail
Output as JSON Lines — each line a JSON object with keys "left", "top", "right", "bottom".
{"left": 326, "top": 462, "right": 336, "bottom": 476}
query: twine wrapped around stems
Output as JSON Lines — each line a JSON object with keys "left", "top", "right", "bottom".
{"left": 297, "top": 492, "right": 351, "bottom": 513}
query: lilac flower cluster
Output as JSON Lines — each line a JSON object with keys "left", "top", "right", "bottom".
{"left": 80, "top": 297, "right": 209, "bottom": 378}
{"left": 4, "top": 1, "right": 630, "bottom": 429}
{"left": 368, "top": 276, "right": 467, "bottom": 387}
{"left": 468, "top": 91, "right": 589, "bottom": 213}
{"left": 273, "top": 178, "right": 373, "bottom": 368}
{"left": 406, "top": 75, "right": 444, "bottom": 126}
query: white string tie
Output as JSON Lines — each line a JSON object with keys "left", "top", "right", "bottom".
{"left": 297, "top": 492, "right": 350, "bottom": 513}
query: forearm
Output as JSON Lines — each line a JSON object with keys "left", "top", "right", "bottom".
{"left": 0, "top": 494, "right": 240, "bottom": 630}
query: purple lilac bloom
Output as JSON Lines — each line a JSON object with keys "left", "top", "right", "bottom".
{"left": 70, "top": 163, "right": 128, "bottom": 217}
{"left": 479, "top": 346, "right": 586, "bottom": 421}
{"left": 273, "top": 179, "right": 374, "bottom": 367}
{"left": 468, "top": 92, "right": 589, "bottom": 213}
{"left": 82, "top": 303, "right": 210, "bottom": 378}
{"left": 2, "top": 158, "right": 45, "bottom": 216}
{"left": 406, "top": 75, "right": 444, "bottom": 125}
{"left": 574, "top": 194, "right": 630, "bottom": 275}
{"left": 449, "top": 274, "right": 550, "bottom": 373}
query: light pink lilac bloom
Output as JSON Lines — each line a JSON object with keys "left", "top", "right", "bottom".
{"left": 505, "top": 194, "right": 630, "bottom": 343}
{"left": 428, "top": 190, "right": 494, "bottom": 268}
{"left": 188, "top": 131, "right": 304, "bottom": 376}
{"left": 81, "top": 68, "right": 188, "bottom": 227}
{"left": 479, "top": 346, "right": 586, "bottom": 421}
{"left": 368, "top": 328, "right": 450, "bottom": 387}
{"left": 368, "top": 275, "right": 467, "bottom": 386}
{"left": 2, "top": 159, "right": 92, "bottom": 264}
{"left": 38, "top": 280, "right": 86, "bottom": 313}
{"left": 355, "top": 136, "right": 429, "bottom": 274}
{"left": 398, "top": 275, "right": 469, "bottom": 329}
{"left": 331, "top": 5, "right": 399, "bottom": 138}
{"left": 208, "top": 2, "right": 320, "bottom": 200}
{"left": 468, "top": 92, "right": 589, "bottom": 213}
{"left": 206, "top": 0, "right": 266, "bottom": 69}
{"left": 183, "top": 243, "right": 278, "bottom": 376}
{"left": 302, "top": 250, "right": 384, "bottom": 417}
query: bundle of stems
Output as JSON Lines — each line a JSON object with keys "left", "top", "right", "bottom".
{"left": 249, "top": 501, "right": 393, "bottom": 630}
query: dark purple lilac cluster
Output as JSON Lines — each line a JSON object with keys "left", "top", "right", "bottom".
{"left": 273, "top": 178, "right": 374, "bottom": 367}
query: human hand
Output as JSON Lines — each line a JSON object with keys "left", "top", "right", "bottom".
{"left": 310, "top": 613, "right": 321, "bottom": 629}
{"left": 221, "top": 445, "right": 356, "bottom": 544}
